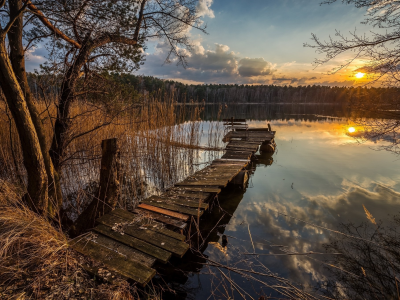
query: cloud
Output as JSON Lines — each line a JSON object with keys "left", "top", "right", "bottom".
{"left": 189, "top": 44, "right": 237, "bottom": 73}
{"left": 238, "top": 57, "right": 275, "bottom": 77}
{"left": 141, "top": 41, "right": 278, "bottom": 84}
{"left": 196, "top": 0, "right": 215, "bottom": 18}
{"left": 25, "top": 46, "right": 47, "bottom": 72}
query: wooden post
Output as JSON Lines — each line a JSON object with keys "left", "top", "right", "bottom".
{"left": 268, "top": 123, "right": 272, "bottom": 131}
{"left": 99, "top": 138, "right": 120, "bottom": 210}
{"left": 71, "top": 138, "right": 120, "bottom": 236}
{"left": 232, "top": 170, "right": 249, "bottom": 188}
{"left": 260, "top": 141, "right": 275, "bottom": 153}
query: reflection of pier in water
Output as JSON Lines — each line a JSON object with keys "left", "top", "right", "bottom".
{"left": 155, "top": 151, "right": 274, "bottom": 299}
{"left": 69, "top": 120, "right": 276, "bottom": 289}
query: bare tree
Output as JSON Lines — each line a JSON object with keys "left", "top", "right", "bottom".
{"left": 25, "top": 0, "right": 206, "bottom": 172}
{"left": 306, "top": 0, "right": 400, "bottom": 85}
{"left": 305, "top": 0, "right": 400, "bottom": 154}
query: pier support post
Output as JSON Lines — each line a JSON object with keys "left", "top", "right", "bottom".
{"left": 260, "top": 139, "right": 276, "bottom": 153}
{"left": 71, "top": 138, "right": 120, "bottom": 236}
{"left": 232, "top": 170, "right": 249, "bottom": 189}
{"left": 99, "top": 138, "right": 121, "bottom": 210}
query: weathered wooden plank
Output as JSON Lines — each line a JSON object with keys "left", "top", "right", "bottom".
{"left": 138, "top": 203, "right": 189, "bottom": 221}
{"left": 225, "top": 147, "right": 258, "bottom": 152}
{"left": 175, "top": 180, "right": 228, "bottom": 187}
{"left": 228, "top": 141, "right": 261, "bottom": 145}
{"left": 79, "top": 263, "right": 128, "bottom": 284}
{"left": 166, "top": 191, "right": 211, "bottom": 200}
{"left": 213, "top": 159, "right": 249, "bottom": 163}
{"left": 171, "top": 186, "right": 221, "bottom": 193}
{"left": 93, "top": 224, "right": 171, "bottom": 263}
{"left": 96, "top": 214, "right": 189, "bottom": 257}
{"left": 222, "top": 155, "right": 252, "bottom": 160}
{"left": 148, "top": 196, "right": 209, "bottom": 209}
{"left": 134, "top": 208, "right": 187, "bottom": 229}
{"left": 141, "top": 199, "right": 204, "bottom": 216}
{"left": 211, "top": 161, "right": 247, "bottom": 165}
{"left": 110, "top": 209, "right": 185, "bottom": 241}
{"left": 90, "top": 233, "right": 155, "bottom": 267}
{"left": 226, "top": 144, "right": 258, "bottom": 149}
{"left": 70, "top": 236, "right": 156, "bottom": 286}
{"left": 223, "top": 152, "right": 252, "bottom": 156}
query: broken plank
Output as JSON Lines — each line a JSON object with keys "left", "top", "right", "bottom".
{"left": 137, "top": 203, "right": 189, "bottom": 221}
{"left": 93, "top": 224, "right": 171, "bottom": 263}
{"left": 110, "top": 209, "right": 185, "bottom": 241}
{"left": 96, "top": 214, "right": 189, "bottom": 257}
{"left": 141, "top": 199, "right": 204, "bottom": 216}
{"left": 70, "top": 236, "right": 156, "bottom": 286}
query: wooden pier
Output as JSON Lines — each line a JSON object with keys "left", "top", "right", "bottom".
{"left": 69, "top": 119, "right": 276, "bottom": 286}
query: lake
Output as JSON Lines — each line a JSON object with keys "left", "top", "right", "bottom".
{"left": 158, "top": 104, "right": 400, "bottom": 299}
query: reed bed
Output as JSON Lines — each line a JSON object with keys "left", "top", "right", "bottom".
{"left": 0, "top": 93, "right": 220, "bottom": 220}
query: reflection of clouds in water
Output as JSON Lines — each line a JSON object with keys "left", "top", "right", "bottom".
{"left": 222, "top": 181, "right": 400, "bottom": 285}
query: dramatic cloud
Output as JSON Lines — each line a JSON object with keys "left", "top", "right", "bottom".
{"left": 238, "top": 57, "right": 274, "bottom": 77}
{"left": 189, "top": 44, "right": 237, "bottom": 73}
{"left": 140, "top": 41, "right": 280, "bottom": 84}
{"left": 196, "top": 0, "right": 215, "bottom": 18}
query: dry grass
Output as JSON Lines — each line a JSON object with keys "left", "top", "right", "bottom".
{"left": 0, "top": 179, "right": 143, "bottom": 299}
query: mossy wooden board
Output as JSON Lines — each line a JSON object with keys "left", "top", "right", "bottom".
{"left": 96, "top": 213, "right": 189, "bottom": 257}
{"left": 141, "top": 199, "right": 204, "bottom": 216}
{"left": 69, "top": 236, "right": 156, "bottom": 286}
{"left": 110, "top": 209, "right": 185, "bottom": 241}
{"left": 134, "top": 208, "right": 187, "bottom": 229}
{"left": 93, "top": 224, "right": 171, "bottom": 263}
{"left": 90, "top": 233, "right": 156, "bottom": 267}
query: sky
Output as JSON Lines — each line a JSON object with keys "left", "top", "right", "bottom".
{"left": 27, "top": 0, "right": 375, "bottom": 86}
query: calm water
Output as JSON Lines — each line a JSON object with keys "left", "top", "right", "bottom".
{"left": 160, "top": 105, "right": 400, "bottom": 299}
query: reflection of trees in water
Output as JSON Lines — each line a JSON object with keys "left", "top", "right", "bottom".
{"left": 200, "top": 103, "right": 391, "bottom": 122}
{"left": 320, "top": 217, "right": 400, "bottom": 299}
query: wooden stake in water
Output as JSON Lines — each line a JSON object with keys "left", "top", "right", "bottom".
{"left": 248, "top": 224, "right": 255, "bottom": 253}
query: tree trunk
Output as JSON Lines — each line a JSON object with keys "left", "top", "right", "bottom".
{"left": 49, "top": 42, "right": 92, "bottom": 172}
{"left": 8, "top": 0, "right": 62, "bottom": 214}
{"left": 0, "top": 36, "right": 48, "bottom": 213}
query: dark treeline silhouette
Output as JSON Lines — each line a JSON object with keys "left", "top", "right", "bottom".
{"left": 27, "top": 73, "right": 400, "bottom": 106}
{"left": 101, "top": 74, "right": 400, "bottom": 105}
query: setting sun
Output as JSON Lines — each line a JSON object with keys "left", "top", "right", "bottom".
{"left": 348, "top": 127, "right": 356, "bottom": 133}
{"left": 355, "top": 72, "right": 365, "bottom": 79}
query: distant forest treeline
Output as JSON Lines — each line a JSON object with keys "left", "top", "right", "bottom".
{"left": 27, "top": 73, "right": 400, "bottom": 105}
{"left": 112, "top": 74, "right": 400, "bottom": 105}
